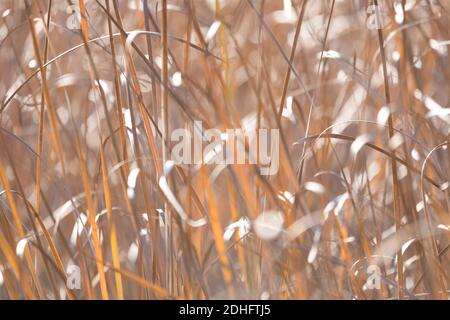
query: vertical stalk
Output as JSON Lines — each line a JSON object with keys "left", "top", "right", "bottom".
{"left": 161, "top": 0, "right": 171, "bottom": 294}
{"left": 373, "top": 0, "right": 403, "bottom": 299}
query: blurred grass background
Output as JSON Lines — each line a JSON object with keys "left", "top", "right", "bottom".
{"left": 0, "top": 0, "right": 449, "bottom": 299}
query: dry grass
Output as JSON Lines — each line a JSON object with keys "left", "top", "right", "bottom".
{"left": 0, "top": 0, "right": 449, "bottom": 299}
